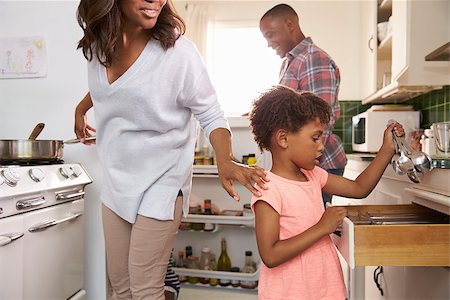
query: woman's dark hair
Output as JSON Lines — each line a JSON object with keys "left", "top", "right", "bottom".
{"left": 76, "top": 0, "right": 186, "bottom": 67}
{"left": 249, "top": 85, "right": 331, "bottom": 152}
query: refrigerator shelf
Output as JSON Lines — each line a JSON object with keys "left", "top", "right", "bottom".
{"left": 173, "top": 264, "right": 260, "bottom": 281}
{"left": 179, "top": 282, "right": 258, "bottom": 293}
{"left": 193, "top": 165, "right": 218, "bottom": 176}
{"left": 182, "top": 214, "right": 254, "bottom": 227}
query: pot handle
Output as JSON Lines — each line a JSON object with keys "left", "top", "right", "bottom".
{"left": 64, "top": 136, "right": 96, "bottom": 144}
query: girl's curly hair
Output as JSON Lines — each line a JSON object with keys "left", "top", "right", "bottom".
{"left": 77, "top": 0, "right": 185, "bottom": 67}
{"left": 249, "top": 85, "right": 331, "bottom": 152}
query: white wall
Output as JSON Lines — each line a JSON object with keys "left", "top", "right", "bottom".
{"left": 0, "top": 1, "right": 106, "bottom": 299}
{"left": 174, "top": 0, "right": 364, "bottom": 100}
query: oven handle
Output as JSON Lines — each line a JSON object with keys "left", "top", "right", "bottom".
{"left": 28, "top": 212, "right": 83, "bottom": 232}
{"left": 56, "top": 191, "right": 85, "bottom": 201}
{"left": 16, "top": 197, "right": 46, "bottom": 210}
{"left": 0, "top": 232, "right": 24, "bottom": 247}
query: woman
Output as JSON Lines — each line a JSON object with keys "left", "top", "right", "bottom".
{"left": 74, "top": 0, "right": 268, "bottom": 299}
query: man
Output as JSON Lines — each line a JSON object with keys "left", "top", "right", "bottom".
{"left": 260, "top": 3, "right": 347, "bottom": 205}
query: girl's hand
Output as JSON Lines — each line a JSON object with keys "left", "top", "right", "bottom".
{"left": 217, "top": 160, "right": 268, "bottom": 201}
{"left": 316, "top": 206, "right": 347, "bottom": 235}
{"left": 382, "top": 121, "right": 405, "bottom": 154}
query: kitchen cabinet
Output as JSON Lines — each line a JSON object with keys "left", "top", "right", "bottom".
{"left": 333, "top": 155, "right": 450, "bottom": 300}
{"left": 173, "top": 118, "right": 261, "bottom": 292}
{"left": 332, "top": 203, "right": 449, "bottom": 268}
{"left": 361, "top": 0, "right": 450, "bottom": 104}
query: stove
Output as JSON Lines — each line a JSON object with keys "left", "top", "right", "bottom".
{"left": 0, "top": 162, "right": 92, "bottom": 300}
{"left": 0, "top": 159, "right": 65, "bottom": 166}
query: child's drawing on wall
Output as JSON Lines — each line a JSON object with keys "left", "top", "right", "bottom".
{"left": 0, "top": 36, "right": 47, "bottom": 79}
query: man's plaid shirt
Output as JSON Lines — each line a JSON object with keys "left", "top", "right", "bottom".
{"left": 279, "top": 37, "right": 347, "bottom": 170}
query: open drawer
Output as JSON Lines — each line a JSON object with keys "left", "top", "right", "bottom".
{"left": 331, "top": 204, "right": 450, "bottom": 268}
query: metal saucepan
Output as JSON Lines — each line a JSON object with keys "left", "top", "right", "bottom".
{"left": 0, "top": 134, "right": 95, "bottom": 162}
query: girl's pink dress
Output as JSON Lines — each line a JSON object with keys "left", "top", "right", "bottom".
{"left": 251, "top": 168, "right": 346, "bottom": 300}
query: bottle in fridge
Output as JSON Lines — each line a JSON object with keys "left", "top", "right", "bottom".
{"left": 217, "top": 238, "right": 232, "bottom": 286}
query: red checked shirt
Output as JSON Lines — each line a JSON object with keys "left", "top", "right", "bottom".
{"left": 279, "top": 37, "right": 347, "bottom": 170}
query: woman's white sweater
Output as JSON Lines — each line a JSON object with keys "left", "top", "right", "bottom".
{"left": 88, "top": 36, "right": 229, "bottom": 223}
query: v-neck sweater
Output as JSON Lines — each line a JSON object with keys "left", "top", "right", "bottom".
{"left": 87, "top": 36, "right": 229, "bottom": 223}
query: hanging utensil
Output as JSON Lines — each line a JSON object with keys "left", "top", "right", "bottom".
{"left": 406, "top": 167, "right": 424, "bottom": 183}
{"left": 392, "top": 132, "right": 414, "bottom": 173}
{"left": 28, "top": 123, "right": 45, "bottom": 140}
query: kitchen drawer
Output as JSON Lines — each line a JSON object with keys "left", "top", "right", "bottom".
{"left": 332, "top": 204, "right": 450, "bottom": 268}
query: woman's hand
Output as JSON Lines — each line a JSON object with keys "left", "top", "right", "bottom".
{"left": 74, "top": 93, "right": 96, "bottom": 145}
{"left": 217, "top": 160, "right": 268, "bottom": 201}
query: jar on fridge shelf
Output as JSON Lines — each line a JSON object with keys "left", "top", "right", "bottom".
{"left": 247, "top": 153, "right": 257, "bottom": 165}
{"left": 230, "top": 267, "right": 240, "bottom": 287}
{"left": 203, "top": 199, "right": 215, "bottom": 232}
{"left": 187, "top": 256, "right": 200, "bottom": 284}
{"left": 243, "top": 203, "right": 253, "bottom": 217}
{"left": 189, "top": 205, "right": 204, "bottom": 231}
{"left": 176, "top": 250, "right": 188, "bottom": 283}
{"left": 199, "top": 247, "right": 212, "bottom": 284}
{"left": 240, "top": 251, "right": 257, "bottom": 289}
{"left": 178, "top": 220, "right": 191, "bottom": 231}
{"left": 208, "top": 253, "right": 218, "bottom": 286}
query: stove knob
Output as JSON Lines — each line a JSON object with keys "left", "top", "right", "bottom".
{"left": 29, "top": 168, "right": 45, "bottom": 182}
{"left": 2, "top": 168, "right": 21, "bottom": 186}
{"left": 71, "top": 165, "right": 83, "bottom": 178}
{"left": 59, "top": 166, "right": 74, "bottom": 179}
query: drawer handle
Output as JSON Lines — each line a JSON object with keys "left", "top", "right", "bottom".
{"left": 56, "top": 191, "right": 85, "bottom": 201}
{"left": 0, "top": 232, "right": 24, "bottom": 247}
{"left": 28, "top": 212, "right": 83, "bottom": 232}
{"left": 16, "top": 197, "right": 46, "bottom": 210}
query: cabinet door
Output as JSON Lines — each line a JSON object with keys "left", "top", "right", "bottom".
{"left": 391, "top": 0, "right": 408, "bottom": 81}
{"left": 360, "top": 0, "right": 377, "bottom": 98}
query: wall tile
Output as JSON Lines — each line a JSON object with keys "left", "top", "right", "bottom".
{"left": 334, "top": 85, "right": 450, "bottom": 154}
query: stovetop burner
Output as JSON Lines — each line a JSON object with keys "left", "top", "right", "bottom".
{"left": 0, "top": 159, "right": 65, "bottom": 167}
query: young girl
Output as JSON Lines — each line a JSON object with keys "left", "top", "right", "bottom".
{"left": 249, "top": 85, "right": 404, "bottom": 300}
{"left": 74, "top": 0, "right": 267, "bottom": 299}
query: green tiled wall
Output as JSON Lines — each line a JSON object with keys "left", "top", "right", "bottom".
{"left": 407, "top": 85, "right": 450, "bottom": 128}
{"left": 335, "top": 85, "right": 450, "bottom": 153}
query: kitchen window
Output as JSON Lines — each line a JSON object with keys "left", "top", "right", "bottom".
{"left": 206, "top": 22, "right": 281, "bottom": 116}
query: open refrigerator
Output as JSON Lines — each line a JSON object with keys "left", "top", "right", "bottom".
{"left": 173, "top": 117, "right": 270, "bottom": 299}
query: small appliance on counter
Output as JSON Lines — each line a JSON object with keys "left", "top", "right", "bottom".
{"left": 352, "top": 105, "right": 420, "bottom": 153}
{"left": 433, "top": 122, "right": 450, "bottom": 157}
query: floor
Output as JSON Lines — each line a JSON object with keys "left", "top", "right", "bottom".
{"left": 178, "top": 284, "right": 257, "bottom": 300}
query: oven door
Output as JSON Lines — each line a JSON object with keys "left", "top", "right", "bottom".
{"left": 0, "top": 214, "right": 25, "bottom": 300}
{"left": 23, "top": 199, "right": 84, "bottom": 300}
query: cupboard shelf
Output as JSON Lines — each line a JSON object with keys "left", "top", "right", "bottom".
{"left": 377, "top": 34, "right": 392, "bottom": 59}
{"left": 182, "top": 214, "right": 254, "bottom": 227}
